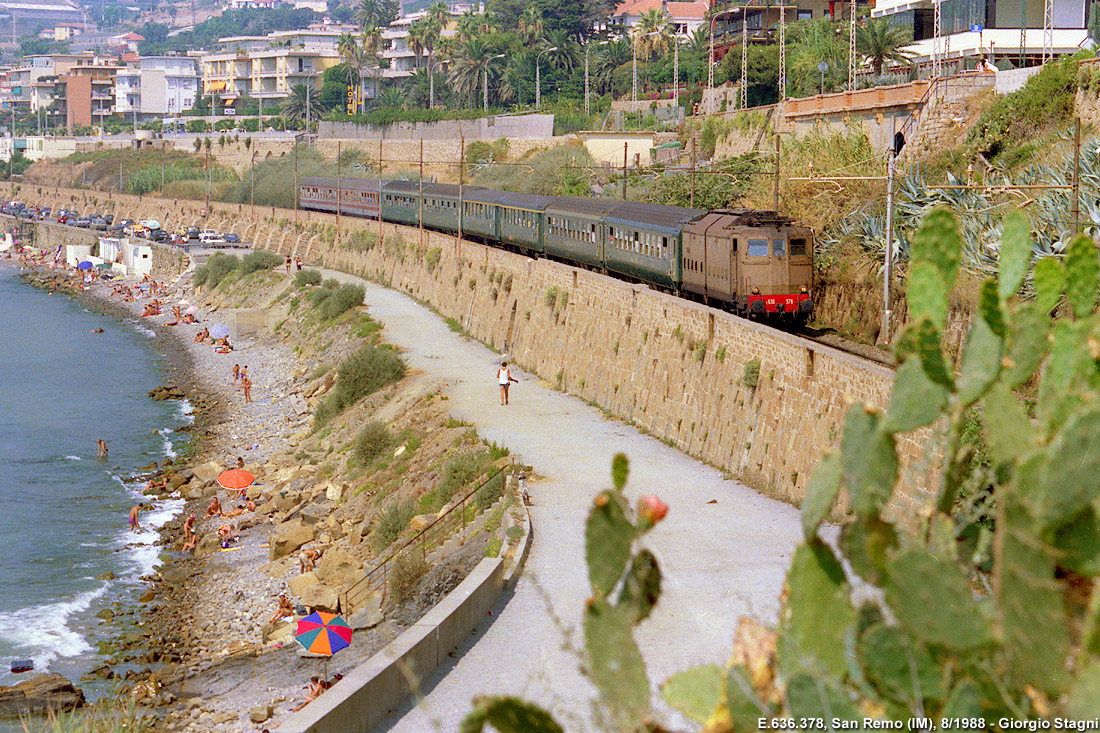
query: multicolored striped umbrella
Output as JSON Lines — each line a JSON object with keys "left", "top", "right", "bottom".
{"left": 295, "top": 611, "right": 353, "bottom": 656}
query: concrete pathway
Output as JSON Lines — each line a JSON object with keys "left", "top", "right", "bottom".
{"left": 320, "top": 268, "right": 805, "bottom": 732}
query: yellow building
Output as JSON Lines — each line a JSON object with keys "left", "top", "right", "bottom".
{"left": 200, "top": 47, "right": 340, "bottom": 109}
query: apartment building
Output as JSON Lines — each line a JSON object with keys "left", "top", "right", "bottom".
{"left": 873, "top": 0, "right": 1089, "bottom": 67}
{"left": 201, "top": 46, "right": 340, "bottom": 107}
{"left": 115, "top": 56, "right": 199, "bottom": 121}
{"left": 53, "top": 62, "right": 119, "bottom": 129}
{"left": 380, "top": 3, "right": 479, "bottom": 80}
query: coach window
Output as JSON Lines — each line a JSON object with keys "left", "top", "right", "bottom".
{"left": 748, "top": 239, "right": 769, "bottom": 257}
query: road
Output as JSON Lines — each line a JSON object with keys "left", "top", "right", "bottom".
{"left": 319, "top": 267, "right": 806, "bottom": 732}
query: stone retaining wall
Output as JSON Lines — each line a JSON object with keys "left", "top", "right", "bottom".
{"left": 6, "top": 183, "right": 943, "bottom": 521}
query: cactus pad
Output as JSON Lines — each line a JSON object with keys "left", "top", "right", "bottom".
{"left": 884, "top": 357, "right": 948, "bottom": 434}
{"left": 979, "top": 279, "right": 1006, "bottom": 338}
{"left": 460, "top": 696, "right": 565, "bottom": 733}
{"left": 777, "top": 540, "right": 855, "bottom": 679}
{"left": 1027, "top": 410, "right": 1100, "bottom": 528}
{"left": 981, "top": 385, "right": 1034, "bottom": 469}
{"left": 840, "top": 517, "right": 898, "bottom": 586}
{"left": 583, "top": 600, "right": 650, "bottom": 730}
{"left": 585, "top": 490, "right": 636, "bottom": 598}
{"left": 785, "top": 672, "right": 860, "bottom": 725}
{"left": 910, "top": 207, "right": 962, "bottom": 291}
{"left": 662, "top": 664, "right": 725, "bottom": 724}
{"left": 907, "top": 261, "right": 949, "bottom": 330}
{"left": 800, "top": 452, "right": 841, "bottom": 539}
{"left": 839, "top": 406, "right": 898, "bottom": 520}
{"left": 1052, "top": 506, "right": 1100, "bottom": 576}
{"left": 955, "top": 314, "right": 1003, "bottom": 407}
{"left": 998, "top": 210, "right": 1032, "bottom": 305}
{"left": 1064, "top": 233, "right": 1099, "bottom": 319}
{"left": 858, "top": 623, "right": 945, "bottom": 707}
{"left": 1032, "top": 256, "right": 1064, "bottom": 316}
{"left": 884, "top": 549, "right": 993, "bottom": 651}
{"left": 1001, "top": 303, "right": 1050, "bottom": 389}
{"left": 618, "top": 549, "right": 661, "bottom": 623}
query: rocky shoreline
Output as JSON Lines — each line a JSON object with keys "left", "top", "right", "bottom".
{"left": 13, "top": 255, "right": 520, "bottom": 731}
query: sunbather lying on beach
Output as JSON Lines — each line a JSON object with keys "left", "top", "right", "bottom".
{"left": 289, "top": 677, "right": 327, "bottom": 713}
{"left": 181, "top": 313, "right": 197, "bottom": 324}
{"left": 223, "top": 505, "right": 247, "bottom": 519}
{"left": 193, "top": 328, "right": 209, "bottom": 343}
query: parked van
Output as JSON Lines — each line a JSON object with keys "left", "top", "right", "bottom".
{"left": 199, "top": 230, "right": 224, "bottom": 244}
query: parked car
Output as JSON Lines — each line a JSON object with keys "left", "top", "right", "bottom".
{"left": 185, "top": 226, "right": 200, "bottom": 240}
{"left": 108, "top": 218, "right": 133, "bottom": 234}
{"left": 149, "top": 229, "right": 169, "bottom": 243}
{"left": 224, "top": 233, "right": 240, "bottom": 244}
{"left": 91, "top": 217, "right": 108, "bottom": 230}
{"left": 199, "top": 230, "right": 224, "bottom": 244}
{"left": 71, "top": 217, "right": 91, "bottom": 228}
{"left": 103, "top": 214, "right": 114, "bottom": 224}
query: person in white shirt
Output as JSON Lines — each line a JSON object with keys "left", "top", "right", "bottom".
{"left": 497, "top": 361, "right": 518, "bottom": 405}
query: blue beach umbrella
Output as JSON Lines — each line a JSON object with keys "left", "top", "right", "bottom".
{"left": 208, "top": 324, "right": 231, "bottom": 339}
{"left": 77, "top": 261, "right": 93, "bottom": 270}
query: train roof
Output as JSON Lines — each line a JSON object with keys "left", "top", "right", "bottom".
{"left": 382, "top": 180, "right": 486, "bottom": 198}
{"left": 545, "top": 196, "right": 622, "bottom": 218}
{"left": 709, "top": 208, "right": 798, "bottom": 227}
{"left": 606, "top": 201, "right": 706, "bottom": 230}
{"left": 300, "top": 176, "right": 382, "bottom": 193}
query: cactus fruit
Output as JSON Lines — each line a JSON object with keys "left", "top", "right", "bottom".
{"left": 584, "top": 599, "right": 650, "bottom": 730}
{"left": 585, "top": 490, "right": 636, "bottom": 598}
{"left": 800, "top": 452, "right": 841, "bottom": 539}
{"left": 998, "top": 210, "right": 1032, "bottom": 305}
{"left": 618, "top": 549, "right": 661, "bottom": 623}
{"left": 883, "top": 357, "right": 948, "bottom": 434}
{"left": 1032, "top": 256, "right": 1065, "bottom": 315}
{"left": 460, "top": 696, "right": 566, "bottom": 733}
{"left": 777, "top": 540, "right": 855, "bottom": 679}
{"left": 662, "top": 664, "right": 726, "bottom": 725}
{"left": 839, "top": 406, "right": 898, "bottom": 520}
{"left": 1063, "top": 233, "right": 1099, "bottom": 319}
{"left": 884, "top": 549, "right": 993, "bottom": 651}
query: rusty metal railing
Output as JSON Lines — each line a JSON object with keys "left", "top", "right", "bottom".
{"left": 341, "top": 461, "right": 512, "bottom": 612}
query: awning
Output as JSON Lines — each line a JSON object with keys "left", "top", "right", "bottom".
{"left": 206, "top": 80, "right": 227, "bottom": 92}
{"left": 221, "top": 97, "right": 237, "bottom": 105}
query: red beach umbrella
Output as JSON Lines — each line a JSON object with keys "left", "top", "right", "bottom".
{"left": 217, "top": 468, "right": 254, "bottom": 491}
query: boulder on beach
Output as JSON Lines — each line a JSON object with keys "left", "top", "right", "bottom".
{"left": 270, "top": 519, "right": 314, "bottom": 560}
{"left": 315, "top": 547, "right": 361, "bottom": 589}
{"left": 194, "top": 533, "right": 222, "bottom": 557}
{"left": 0, "top": 673, "right": 85, "bottom": 719}
{"left": 191, "top": 461, "right": 223, "bottom": 484}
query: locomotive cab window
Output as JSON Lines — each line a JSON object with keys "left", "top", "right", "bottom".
{"left": 747, "top": 239, "right": 769, "bottom": 257}
{"left": 773, "top": 239, "right": 786, "bottom": 258}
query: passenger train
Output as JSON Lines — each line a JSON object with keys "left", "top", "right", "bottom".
{"left": 299, "top": 177, "right": 814, "bottom": 319}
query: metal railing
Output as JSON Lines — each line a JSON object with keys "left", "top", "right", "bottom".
{"left": 341, "top": 462, "right": 513, "bottom": 612}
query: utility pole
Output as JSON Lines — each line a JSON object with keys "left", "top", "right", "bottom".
{"left": 740, "top": 5, "right": 748, "bottom": 110}
{"left": 293, "top": 139, "right": 298, "bottom": 225}
{"left": 622, "top": 141, "right": 627, "bottom": 200}
{"left": 882, "top": 145, "right": 896, "bottom": 344}
{"left": 418, "top": 138, "right": 424, "bottom": 249}
{"left": 848, "top": 0, "right": 857, "bottom": 91}
{"left": 690, "top": 137, "right": 696, "bottom": 208}
{"left": 377, "top": 137, "right": 383, "bottom": 246}
{"left": 205, "top": 143, "right": 210, "bottom": 216}
{"left": 773, "top": 134, "right": 780, "bottom": 211}
{"left": 778, "top": 5, "right": 786, "bottom": 100}
{"left": 336, "top": 140, "right": 341, "bottom": 245}
{"left": 457, "top": 134, "right": 464, "bottom": 251}
{"left": 250, "top": 147, "right": 255, "bottom": 221}
{"left": 1072, "top": 117, "right": 1081, "bottom": 232}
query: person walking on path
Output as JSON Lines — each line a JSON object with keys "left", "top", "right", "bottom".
{"left": 232, "top": 363, "right": 240, "bottom": 385}
{"left": 242, "top": 374, "right": 253, "bottom": 404}
{"left": 285, "top": 256, "right": 292, "bottom": 273}
{"left": 96, "top": 439, "right": 108, "bottom": 458}
{"left": 497, "top": 361, "right": 518, "bottom": 405}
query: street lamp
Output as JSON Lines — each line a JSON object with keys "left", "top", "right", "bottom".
{"left": 535, "top": 46, "right": 558, "bottom": 110}
{"left": 484, "top": 53, "right": 505, "bottom": 112}
{"left": 585, "top": 39, "right": 610, "bottom": 118}
{"left": 818, "top": 60, "right": 828, "bottom": 95}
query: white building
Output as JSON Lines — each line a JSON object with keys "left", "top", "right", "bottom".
{"left": 872, "top": 0, "right": 1090, "bottom": 68}
{"left": 115, "top": 56, "right": 200, "bottom": 120}
{"left": 380, "top": 3, "right": 480, "bottom": 80}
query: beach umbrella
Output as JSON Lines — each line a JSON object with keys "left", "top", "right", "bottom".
{"left": 208, "top": 324, "right": 231, "bottom": 339}
{"left": 184, "top": 305, "right": 198, "bottom": 314}
{"left": 295, "top": 611, "right": 353, "bottom": 680}
{"left": 217, "top": 468, "right": 254, "bottom": 491}
{"left": 77, "top": 261, "right": 93, "bottom": 270}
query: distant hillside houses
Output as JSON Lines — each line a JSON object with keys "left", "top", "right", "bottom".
{"left": 226, "top": 0, "right": 326, "bottom": 10}
{"left": 0, "top": 0, "right": 80, "bottom": 33}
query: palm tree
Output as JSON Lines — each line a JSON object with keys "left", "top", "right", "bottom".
{"left": 360, "top": 27, "right": 384, "bottom": 101}
{"left": 375, "top": 86, "right": 405, "bottom": 109}
{"left": 519, "top": 6, "right": 544, "bottom": 46}
{"left": 426, "top": 0, "right": 448, "bottom": 29}
{"left": 409, "top": 17, "right": 443, "bottom": 108}
{"left": 449, "top": 36, "right": 491, "bottom": 104}
{"left": 635, "top": 8, "right": 673, "bottom": 60}
{"left": 855, "top": 18, "right": 914, "bottom": 75}
{"left": 592, "top": 38, "right": 631, "bottom": 94}
{"left": 543, "top": 29, "right": 580, "bottom": 74}
{"left": 280, "top": 84, "right": 318, "bottom": 124}
{"left": 338, "top": 32, "right": 362, "bottom": 98}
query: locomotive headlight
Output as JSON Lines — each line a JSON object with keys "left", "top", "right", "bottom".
{"left": 800, "top": 286, "right": 808, "bottom": 293}
{"left": 751, "top": 287, "right": 760, "bottom": 295}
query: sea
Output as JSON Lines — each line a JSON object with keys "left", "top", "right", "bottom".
{"left": 0, "top": 263, "right": 188, "bottom": 698}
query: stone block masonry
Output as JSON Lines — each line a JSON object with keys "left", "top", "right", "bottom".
{"left": 5, "top": 182, "right": 943, "bottom": 524}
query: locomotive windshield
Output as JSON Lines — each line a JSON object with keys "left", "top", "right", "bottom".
{"left": 790, "top": 238, "right": 808, "bottom": 257}
{"left": 747, "top": 239, "right": 768, "bottom": 257}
